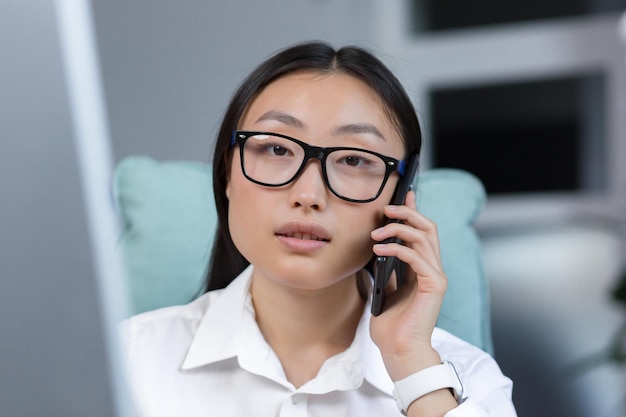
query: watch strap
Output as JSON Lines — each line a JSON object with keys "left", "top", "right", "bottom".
{"left": 392, "top": 361, "right": 464, "bottom": 415}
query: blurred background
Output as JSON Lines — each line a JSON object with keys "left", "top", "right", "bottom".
{"left": 2, "top": 0, "right": 625, "bottom": 416}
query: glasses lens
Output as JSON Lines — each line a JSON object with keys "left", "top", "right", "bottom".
{"left": 326, "top": 149, "right": 388, "bottom": 201}
{"left": 241, "top": 133, "right": 304, "bottom": 185}
{"left": 239, "top": 132, "right": 392, "bottom": 202}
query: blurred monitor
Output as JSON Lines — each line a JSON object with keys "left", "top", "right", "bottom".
{"left": 0, "top": 1, "right": 133, "bottom": 416}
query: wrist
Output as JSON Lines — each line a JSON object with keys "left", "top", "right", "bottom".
{"left": 383, "top": 348, "right": 442, "bottom": 382}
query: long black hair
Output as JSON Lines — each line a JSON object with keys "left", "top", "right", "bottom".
{"left": 204, "top": 41, "right": 422, "bottom": 291}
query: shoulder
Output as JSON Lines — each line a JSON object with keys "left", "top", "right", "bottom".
{"left": 119, "top": 290, "right": 221, "bottom": 355}
{"left": 433, "top": 328, "right": 517, "bottom": 414}
{"left": 432, "top": 327, "right": 492, "bottom": 365}
{"left": 127, "top": 291, "right": 216, "bottom": 326}
{"left": 433, "top": 327, "right": 514, "bottom": 407}
{"left": 120, "top": 267, "right": 252, "bottom": 361}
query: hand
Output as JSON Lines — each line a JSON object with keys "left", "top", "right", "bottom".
{"left": 369, "top": 190, "right": 448, "bottom": 381}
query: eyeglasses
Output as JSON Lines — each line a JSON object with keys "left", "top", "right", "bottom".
{"left": 230, "top": 130, "right": 407, "bottom": 203}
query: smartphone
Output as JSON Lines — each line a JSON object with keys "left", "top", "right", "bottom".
{"left": 371, "top": 151, "right": 420, "bottom": 316}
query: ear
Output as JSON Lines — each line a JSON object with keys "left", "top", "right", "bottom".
{"left": 225, "top": 149, "right": 235, "bottom": 200}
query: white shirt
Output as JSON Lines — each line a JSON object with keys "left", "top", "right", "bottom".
{"left": 121, "top": 266, "right": 517, "bottom": 416}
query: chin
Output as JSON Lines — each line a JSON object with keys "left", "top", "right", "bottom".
{"left": 263, "top": 258, "right": 367, "bottom": 290}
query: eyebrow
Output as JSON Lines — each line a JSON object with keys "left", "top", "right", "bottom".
{"left": 255, "top": 110, "right": 304, "bottom": 128}
{"left": 332, "top": 123, "right": 385, "bottom": 141}
{"left": 255, "top": 110, "right": 385, "bottom": 141}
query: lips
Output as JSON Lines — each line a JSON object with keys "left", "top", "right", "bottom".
{"left": 281, "top": 232, "right": 327, "bottom": 241}
{"left": 275, "top": 221, "right": 331, "bottom": 246}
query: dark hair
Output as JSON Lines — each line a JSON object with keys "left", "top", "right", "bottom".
{"left": 204, "top": 41, "right": 422, "bottom": 291}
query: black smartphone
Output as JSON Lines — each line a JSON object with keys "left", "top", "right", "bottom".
{"left": 371, "top": 152, "right": 420, "bottom": 316}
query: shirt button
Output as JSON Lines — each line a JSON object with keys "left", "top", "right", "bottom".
{"left": 292, "top": 394, "right": 303, "bottom": 404}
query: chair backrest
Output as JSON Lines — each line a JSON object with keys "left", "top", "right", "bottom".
{"left": 113, "top": 156, "right": 493, "bottom": 354}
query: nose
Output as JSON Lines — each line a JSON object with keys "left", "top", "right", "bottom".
{"left": 287, "top": 160, "right": 328, "bottom": 211}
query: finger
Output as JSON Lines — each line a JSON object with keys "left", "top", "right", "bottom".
{"left": 373, "top": 242, "right": 447, "bottom": 290}
{"left": 372, "top": 220, "right": 436, "bottom": 249}
{"left": 405, "top": 189, "right": 417, "bottom": 210}
{"left": 372, "top": 224, "right": 443, "bottom": 272}
{"left": 383, "top": 204, "right": 438, "bottom": 237}
{"left": 372, "top": 215, "right": 441, "bottom": 264}
{"left": 377, "top": 205, "right": 441, "bottom": 259}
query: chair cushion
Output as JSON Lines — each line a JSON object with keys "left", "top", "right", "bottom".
{"left": 113, "top": 156, "right": 492, "bottom": 353}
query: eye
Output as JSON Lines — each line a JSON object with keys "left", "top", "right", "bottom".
{"left": 337, "top": 153, "right": 375, "bottom": 167}
{"left": 330, "top": 150, "right": 386, "bottom": 176}
{"left": 246, "top": 135, "right": 298, "bottom": 159}
{"left": 271, "top": 145, "right": 288, "bottom": 156}
{"left": 344, "top": 155, "right": 365, "bottom": 166}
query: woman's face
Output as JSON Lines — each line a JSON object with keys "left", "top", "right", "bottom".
{"left": 227, "top": 71, "right": 405, "bottom": 291}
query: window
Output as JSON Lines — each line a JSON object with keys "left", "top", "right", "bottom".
{"left": 430, "top": 74, "right": 606, "bottom": 195}
{"left": 410, "top": 0, "right": 626, "bottom": 32}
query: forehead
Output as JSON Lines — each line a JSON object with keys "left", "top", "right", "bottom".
{"left": 245, "top": 71, "right": 386, "bottom": 116}
{"left": 239, "top": 71, "right": 403, "bottom": 149}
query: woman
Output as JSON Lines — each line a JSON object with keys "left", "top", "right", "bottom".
{"left": 122, "top": 41, "right": 517, "bottom": 416}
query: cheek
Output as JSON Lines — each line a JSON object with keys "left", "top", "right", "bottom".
{"left": 226, "top": 161, "right": 260, "bottom": 257}
{"left": 339, "top": 205, "right": 385, "bottom": 262}
{"left": 380, "top": 175, "right": 400, "bottom": 204}
{"left": 228, "top": 190, "right": 267, "bottom": 267}
{"left": 228, "top": 201, "right": 247, "bottom": 258}
{"left": 348, "top": 177, "right": 399, "bottom": 254}
{"left": 370, "top": 176, "right": 400, "bottom": 227}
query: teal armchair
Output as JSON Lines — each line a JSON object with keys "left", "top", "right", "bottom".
{"left": 113, "top": 157, "right": 493, "bottom": 354}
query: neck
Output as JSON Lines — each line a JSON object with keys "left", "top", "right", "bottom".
{"left": 250, "top": 269, "right": 366, "bottom": 387}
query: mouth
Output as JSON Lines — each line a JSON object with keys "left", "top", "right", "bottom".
{"left": 275, "top": 222, "right": 331, "bottom": 243}
{"left": 278, "top": 232, "right": 329, "bottom": 241}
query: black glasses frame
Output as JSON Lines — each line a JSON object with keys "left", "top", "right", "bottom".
{"left": 231, "top": 130, "right": 406, "bottom": 203}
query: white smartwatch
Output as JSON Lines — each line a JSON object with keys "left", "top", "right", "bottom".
{"left": 392, "top": 361, "right": 464, "bottom": 415}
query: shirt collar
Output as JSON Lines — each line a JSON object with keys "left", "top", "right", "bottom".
{"left": 179, "top": 266, "right": 394, "bottom": 396}
{"left": 359, "top": 303, "right": 394, "bottom": 396}
{"left": 180, "top": 265, "right": 253, "bottom": 370}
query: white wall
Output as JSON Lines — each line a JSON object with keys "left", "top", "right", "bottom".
{"left": 92, "top": 0, "right": 374, "bottom": 164}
